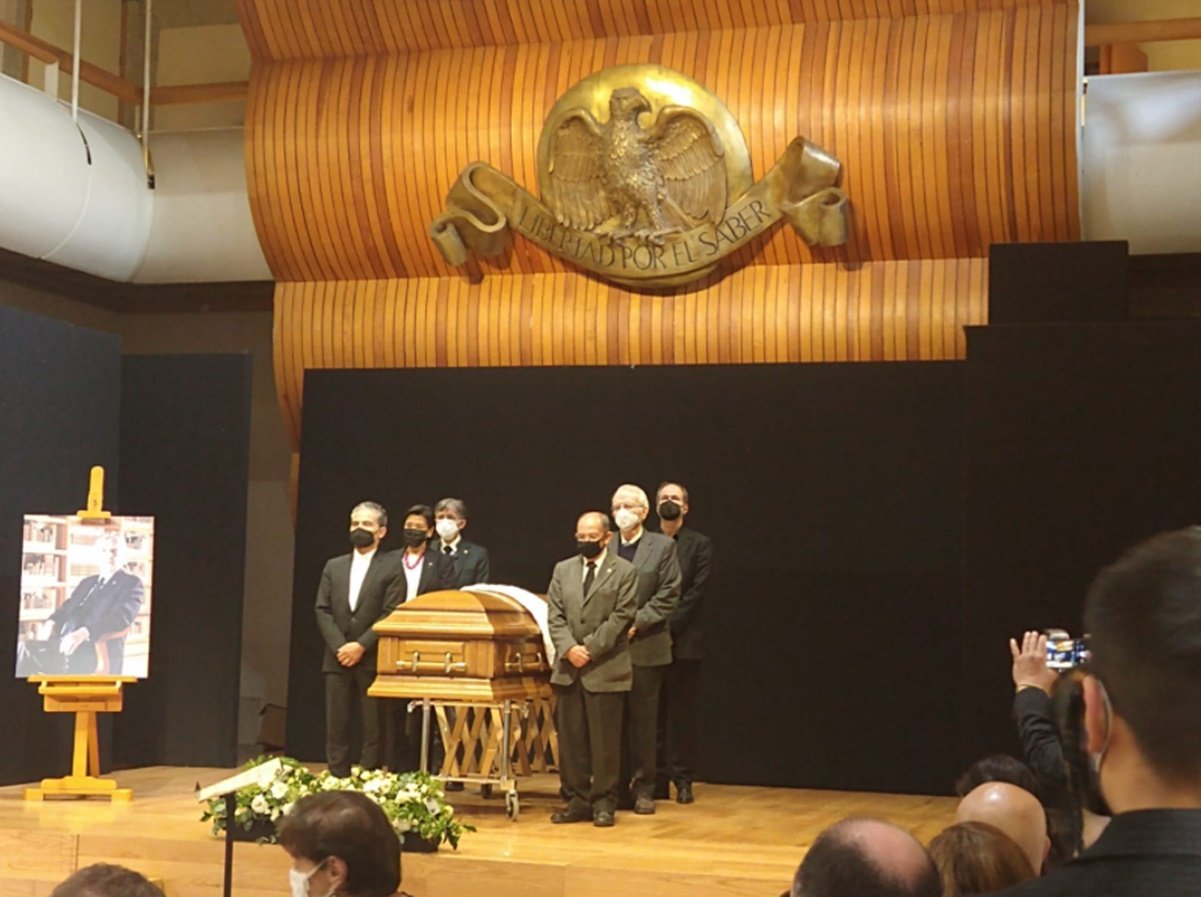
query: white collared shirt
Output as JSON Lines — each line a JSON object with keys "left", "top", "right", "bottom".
{"left": 581, "top": 555, "right": 601, "bottom": 586}
{"left": 621, "top": 527, "right": 644, "bottom": 547}
{"left": 439, "top": 534, "right": 462, "bottom": 556}
{"left": 348, "top": 547, "right": 377, "bottom": 612}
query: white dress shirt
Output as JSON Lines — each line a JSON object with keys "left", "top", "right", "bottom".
{"left": 348, "top": 547, "right": 376, "bottom": 612}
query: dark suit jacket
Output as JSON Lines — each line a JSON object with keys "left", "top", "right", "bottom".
{"left": 664, "top": 526, "right": 712, "bottom": 660}
{"left": 381, "top": 547, "right": 455, "bottom": 609}
{"left": 547, "top": 552, "right": 638, "bottom": 692}
{"left": 609, "top": 530, "right": 681, "bottom": 667}
{"left": 437, "top": 538, "right": 491, "bottom": 588}
{"left": 315, "top": 549, "right": 403, "bottom": 673}
{"left": 994, "top": 809, "right": 1201, "bottom": 897}
{"left": 50, "top": 569, "right": 144, "bottom": 673}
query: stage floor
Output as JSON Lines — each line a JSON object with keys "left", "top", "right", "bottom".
{"left": 0, "top": 768, "right": 956, "bottom": 897}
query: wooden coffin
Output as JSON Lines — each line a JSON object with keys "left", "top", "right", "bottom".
{"left": 367, "top": 589, "right": 551, "bottom": 702}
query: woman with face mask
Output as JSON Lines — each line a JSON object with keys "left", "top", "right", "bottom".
{"left": 381, "top": 504, "right": 455, "bottom": 772}
{"left": 278, "top": 791, "right": 407, "bottom": 897}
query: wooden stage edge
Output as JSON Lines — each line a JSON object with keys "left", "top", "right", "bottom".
{"left": 0, "top": 767, "right": 957, "bottom": 897}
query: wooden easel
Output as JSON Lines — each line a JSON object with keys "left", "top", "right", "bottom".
{"left": 24, "top": 466, "right": 134, "bottom": 802}
{"left": 24, "top": 675, "right": 134, "bottom": 801}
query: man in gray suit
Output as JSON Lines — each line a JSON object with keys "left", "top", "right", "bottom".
{"left": 610, "top": 483, "right": 682, "bottom": 815}
{"left": 315, "top": 501, "right": 403, "bottom": 778}
{"left": 547, "top": 511, "right": 638, "bottom": 827}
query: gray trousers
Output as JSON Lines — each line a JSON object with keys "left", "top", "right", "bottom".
{"left": 555, "top": 679, "right": 625, "bottom": 814}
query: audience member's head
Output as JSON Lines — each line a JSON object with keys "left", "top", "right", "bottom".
{"left": 1082, "top": 527, "right": 1201, "bottom": 812}
{"left": 928, "top": 821, "right": 1036, "bottom": 896}
{"left": 956, "top": 782, "right": 1049, "bottom": 876}
{"left": 51, "top": 864, "right": 164, "bottom": 897}
{"left": 791, "top": 817, "right": 941, "bottom": 897}
{"left": 277, "top": 791, "right": 401, "bottom": 897}
{"left": 953, "top": 754, "right": 1043, "bottom": 802}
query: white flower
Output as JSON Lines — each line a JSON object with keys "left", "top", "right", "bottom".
{"left": 270, "top": 781, "right": 289, "bottom": 800}
{"left": 364, "top": 778, "right": 388, "bottom": 794}
{"left": 395, "top": 819, "right": 412, "bottom": 833}
{"left": 250, "top": 794, "right": 269, "bottom": 815}
{"left": 425, "top": 799, "right": 441, "bottom": 814}
{"left": 282, "top": 802, "right": 295, "bottom": 816}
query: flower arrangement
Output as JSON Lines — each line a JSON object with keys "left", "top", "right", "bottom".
{"left": 200, "top": 756, "right": 473, "bottom": 849}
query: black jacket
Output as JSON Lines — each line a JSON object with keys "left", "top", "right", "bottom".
{"left": 314, "top": 549, "right": 403, "bottom": 673}
{"left": 436, "top": 538, "right": 491, "bottom": 588}
{"left": 994, "top": 809, "right": 1201, "bottom": 897}
{"left": 665, "top": 526, "right": 712, "bottom": 660}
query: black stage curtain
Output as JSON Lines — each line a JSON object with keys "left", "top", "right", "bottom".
{"left": 113, "top": 354, "right": 252, "bottom": 768}
{"left": 289, "top": 363, "right": 965, "bottom": 794}
{"left": 0, "top": 307, "right": 121, "bottom": 785}
{"left": 960, "top": 321, "right": 1201, "bottom": 765}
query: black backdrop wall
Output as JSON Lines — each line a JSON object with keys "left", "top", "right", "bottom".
{"left": 289, "top": 363, "right": 965, "bottom": 794}
{"left": 113, "top": 355, "right": 252, "bottom": 769}
{"left": 0, "top": 307, "right": 121, "bottom": 785}
{"left": 0, "top": 309, "right": 252, "bottom": 784}
{"left": 960, "top": 321, "right": 1201, "bottom": 765}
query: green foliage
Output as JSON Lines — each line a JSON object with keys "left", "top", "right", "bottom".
{"left": 199, "top": 756, "right": 474, "bottom": 849}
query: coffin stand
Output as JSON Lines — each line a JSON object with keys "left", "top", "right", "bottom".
{"left": 367, "top": 589, "right": 556, "bottom": 820}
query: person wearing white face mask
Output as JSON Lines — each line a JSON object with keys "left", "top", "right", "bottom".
{"left": 608, "top": 483, "right": 681, "bottom": 815}
{"left": 433, "top": 497, "right": 491, "bottom": 588}
{"left": 279, "top": 791, "right": 407, "bottom": 897}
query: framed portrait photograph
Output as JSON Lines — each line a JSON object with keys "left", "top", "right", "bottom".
{"left": 14, "top": 515, "right": 154, "bottom": 679}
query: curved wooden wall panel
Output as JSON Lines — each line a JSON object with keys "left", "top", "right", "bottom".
{"left": 244, "top": 9, "right": 1079, "bottom": 284}
{"left": 273, "top": 259, "right": 988, "bottom": 443}
{"left": 239, "top": 0, "right": 1059, "bottom": 59}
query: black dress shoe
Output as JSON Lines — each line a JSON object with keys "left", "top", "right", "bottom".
{"left": 676, "top": 783, "right": 694, "bottom": 804}
{"left": 633, "top": 795, "right": 656, "bottom": 815}
{"left": 593, "top": 810, "right": 616, "bottom": 827}
{"left": 551, "top": 806, "right": 592, "bottom": 824}
{"left": 444, "top": 781, "right": 464, "bottom": 792}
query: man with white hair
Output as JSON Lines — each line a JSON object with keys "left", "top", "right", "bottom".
{"left": 609, "top": 483, "right": 681, "bottom": 815}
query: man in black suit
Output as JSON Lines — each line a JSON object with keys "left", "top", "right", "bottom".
{"left": 609, "top": 483, "right": 681, "bottom": 815}
{"left": 994, "top": 528, "right": 1201, "bottom": 897}
{"left": 315, "top": 501, "right": 402, "bottom": 778}
{"left": 433, "top": 497, "right": 491, "bottom": 587}
{"left": 653, "top": 481, "right": 712, "bottom": 805}
{"left": 24, "top": 528, "right": 143, "bottom": 676}
{"left": 547, "top": 511, "right": 638, "bottom": 827}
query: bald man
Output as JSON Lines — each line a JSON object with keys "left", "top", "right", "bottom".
{"left": 791, "top": 817, "right": 941, "bottom": 897}
{"left": 547, "top": 511, "right": 639, "bottom": 827}
{"left": 957, "top": 782, "right": 1050, "bottom": 876}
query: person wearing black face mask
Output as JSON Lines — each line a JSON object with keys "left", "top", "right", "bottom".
{"left": 380, "top": 504, "right": 455, "bottom": 771}
{"left": 652, "top": 481, "right": 713, "bottom": 805}
{"left": 315, "top": 501, "right": 403, "bottom": 778}
{"left": 547, "top": 511, "right": 638, "bottom": 827}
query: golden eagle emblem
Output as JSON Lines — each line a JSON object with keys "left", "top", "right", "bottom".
{"left": 546, "top": 87, "right": 727, "bottom": 244}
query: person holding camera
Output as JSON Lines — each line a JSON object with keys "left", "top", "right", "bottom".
{"left": 994, "top": 528, "right": 1201, "bottom": 896}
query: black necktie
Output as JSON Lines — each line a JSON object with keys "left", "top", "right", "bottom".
{"left": 583, "top": 561, "right": 596, "bottom": 596}
{"left": 443, "top": 545, "right": 453, "bottom": 555}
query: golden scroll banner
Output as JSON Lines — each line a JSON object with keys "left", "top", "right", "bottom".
{"left": 430, "top": 137, "right": 848, "bottom": 289}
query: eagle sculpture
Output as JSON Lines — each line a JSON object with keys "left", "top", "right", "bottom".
{"left": 545, "top": 87, "right": 728, "bottom": 243}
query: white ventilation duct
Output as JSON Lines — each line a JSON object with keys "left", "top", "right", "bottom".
{"left": 1082, "top": 71, "right": 1201, "bottom": 255}
{"left": 0, "top": 72, "right": 269, "bottom": 284}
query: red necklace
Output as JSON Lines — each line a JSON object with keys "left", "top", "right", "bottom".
{"left": 403, "top": 550, "right": 424, "bottom": 570}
